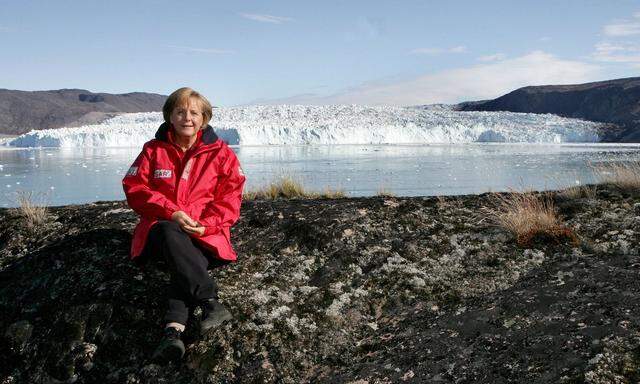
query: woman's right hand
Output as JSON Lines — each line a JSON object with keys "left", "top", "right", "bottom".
{"left": 171, "top": 210, "right": 199, "bottom": 228}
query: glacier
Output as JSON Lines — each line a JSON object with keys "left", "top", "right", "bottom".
{"left": 5, "top": 105, "right": 603, "bottom": 148}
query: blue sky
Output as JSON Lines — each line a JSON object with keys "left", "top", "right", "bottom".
{"left": 1, "top": 0, "right": 639, "bottom": 106}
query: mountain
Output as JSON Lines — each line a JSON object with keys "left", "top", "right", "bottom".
{"left": 458, "top": 77, "right": 640, "bottom": 142}
{"left": 0, "top": 89, "right": 166, "bottom": 135}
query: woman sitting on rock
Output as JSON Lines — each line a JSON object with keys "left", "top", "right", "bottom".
{"left": 122, "top": 87, "right": 245, "bottom": 363}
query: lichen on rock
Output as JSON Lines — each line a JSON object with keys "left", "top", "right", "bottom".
{"left": 0, "top": 184, "right": 639, "bottom": 383}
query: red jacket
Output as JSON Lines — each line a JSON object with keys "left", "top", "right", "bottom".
{"left": 122, "top": 123, "right": 246, "bottom": 261}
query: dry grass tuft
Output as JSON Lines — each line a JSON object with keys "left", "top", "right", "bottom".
{"left": 243, "top": 176, "right": 346, "bottom": 200}
{"left": 14, "top": 191, "right": 49, "bottom": 229}
{"left": 436, "top": 195, "right": 463, "bottom": 210}
{"left": 558, "top": 184, "right": 597, "bottom": 200}
{"left": 592, "top": 161, "right": 640, "bottom": 192}
{"left": 318, "top": 187, "right": 347, "bottom": 199}
{"left": 376, "top": 186, "right": 395, "bottom": 197}
{"left": 483, "top": 191, "right": 578, "bottom": 247}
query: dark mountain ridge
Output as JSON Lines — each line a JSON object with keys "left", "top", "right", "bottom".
{"left": 0, "top": 89, "right": 166, "bottom": 135}
{"left": 458, "top": 77, "right": 640, "bottom": 142}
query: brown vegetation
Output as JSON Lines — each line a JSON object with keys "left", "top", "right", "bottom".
{"left": 483, "top": 191, "right": 578, "bottom": 247}
{"left": 243, "top": 176, "right": 346, "bottom": 200}
{"left": 592, "top": 161, "right": 640, "bottom": 192}
{"left": 558, "top": 184, "right": 597, "bottom": 200}
{"left": 13, "top": 191, "right": 49, "bottom": 229}
{"left": 376, "top": 185, "right": 395, "bottom": 197}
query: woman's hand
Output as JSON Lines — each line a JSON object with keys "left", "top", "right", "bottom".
{"left": 171, "top": 211, "right": 206, "bottom": 236}
{"left": 171, "top": 211, "right": 198, "bottom": 227}
{"left": 182, "top": 224, "right": 205, "bottom": 237}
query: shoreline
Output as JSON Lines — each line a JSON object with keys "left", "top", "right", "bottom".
{"left": 0, "top": 184, "right": 603, "bottom": 210}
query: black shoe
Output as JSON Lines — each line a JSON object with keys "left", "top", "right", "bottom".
{"left": 151, "top": 327, "right": 185, "bottom": 364}
{"left": 199, "top": 298, "right": 232, "bottom": 335}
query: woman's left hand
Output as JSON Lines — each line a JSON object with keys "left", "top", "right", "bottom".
{"left": 182, "top": 224, "right": 205, "bottom": 237}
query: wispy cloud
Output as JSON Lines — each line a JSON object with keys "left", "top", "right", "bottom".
{"left": 593, "top": 42, "right": 640, "bottom": 64}
{"left": 410, "top": 45, "right": 467, "bottom": 55}
{"left": 592, "top": 11, "right": 640, "bottom": 66}
{"left": 344, "top": 16, "right": 385, "bottom": 41}
{"left": 603, "top": 13, "right": 640, "bottom": 36}
{"left": 240, "top": 13, "right": 293, "bottom": 24}
{"left": 167, "top": 45, "right": 234, "bottom": 54}
{"left": 255, "top": 51, "right": 600, "bottom": 106}
{"left": 477, "top": 53, "right": 506, "bottom": 62}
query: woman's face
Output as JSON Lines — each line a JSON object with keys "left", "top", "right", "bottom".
{"left": 170, "top": 97, "right": 204, "bottom": 139}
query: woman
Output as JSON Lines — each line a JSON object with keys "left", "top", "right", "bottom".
{"left": 122, "top": 87, "right": 245, "bottom": 363}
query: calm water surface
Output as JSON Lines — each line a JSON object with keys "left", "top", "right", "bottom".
{"left": 1, "top": 143, "right": 640, "bottom": 207}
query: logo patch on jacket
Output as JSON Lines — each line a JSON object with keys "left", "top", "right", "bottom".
{"left": 154, "top": 169, "right": 173, "bottom": 179}
{"left": 126, "top": 166, "right": 138, "bottom": 177}
{"left": 181, "top": 159, "right": 193, "bottom": 180}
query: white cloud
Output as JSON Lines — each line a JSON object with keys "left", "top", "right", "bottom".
{"left": 256, "top": 51, "right": 600, "bottom": 106}
{"left": 449, "top": 45, "right": 468, "bottom": 53}
{"left": 167, "top": 45, "right": 234, "bottom": 54}
{"left": 240, "top": 13, "right": 292, "bottom": 24}
{"left": 357, "top": 16, "right": 384, "bottom": 38}
{"left": 410, "top": 45, "right": 467, "bottom": 55}
{"left": 477, "top": 53, "right": 506, "bottom": 62}
{"left": 344, "top": 17, "right": 385, "bottom": 42}
{"left": 604, "top": 22, "right": 640, "bottom": 36}
{"left": 593, "top": 42, "right": 640, "bottom": 64}
{"left": 603, "top": 13, "right": 640, "bottom": 36}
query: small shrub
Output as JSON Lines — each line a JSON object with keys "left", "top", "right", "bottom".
{"left": 483, "top": 191, "right": 578, "bottom": 247}
{"left": 14, "top": 191, "right": 49, "bottom": 229}
{"left": 376, "top": 186, "right": 395, "bottom": 197}
{"left": 593, "top": 161, "right": 640, "bottom": 192}
{"left": 319, "top": 187, "right": 347, "bottom": 199}
{"left": 243, "top": 176, "right": 346, "bottom": 200}
{"left": 436, "top": 195, "right": 463, "bottom": 210}
{"left": 558, "top": 184, "right": 597, "bottom": 200}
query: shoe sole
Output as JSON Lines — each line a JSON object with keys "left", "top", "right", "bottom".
{"left": 151, "top": 341, "right": 185, "bottom": 365}
{"left": 200, "top": 311, "right": 233, "bottom": 335}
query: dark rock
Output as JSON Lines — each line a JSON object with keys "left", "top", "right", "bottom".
{"left": 4, "top": 320, "right": 33, "bottom": 354}
{"left": 0, "top": 185, "right": 638, "bottom": 382}
{"left": 78, "top": 94, "right": 105, "bottom": 103}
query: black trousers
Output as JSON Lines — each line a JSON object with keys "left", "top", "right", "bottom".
{"left": 137, "top": 220, "right": 229, "bottom": 325}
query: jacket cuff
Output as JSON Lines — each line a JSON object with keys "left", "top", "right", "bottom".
{"left": 163, "top": 202, "right": 180, "bottom": 220}
{"left": 203, "top": 225, "right": 219, "bottom": 236}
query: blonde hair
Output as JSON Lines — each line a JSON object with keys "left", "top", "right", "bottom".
{"left": 163, "top": 87, "right": 213, "bottom": 127}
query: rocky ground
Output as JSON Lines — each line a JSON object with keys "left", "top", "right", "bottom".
{"left": 0, "top": 184, "right": 639, "bottom": 383}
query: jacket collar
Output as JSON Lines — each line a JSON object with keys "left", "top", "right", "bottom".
{"left": 154, "top": 122, "right": 219, "bottom": 146}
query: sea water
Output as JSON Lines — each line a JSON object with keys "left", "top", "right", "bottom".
{"left": 0, "top": 143, "right": 639, "bottom": 207}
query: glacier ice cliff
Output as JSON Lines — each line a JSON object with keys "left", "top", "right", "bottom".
{"left": 6, "top": 105, "right": 603, "bottom": 148}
